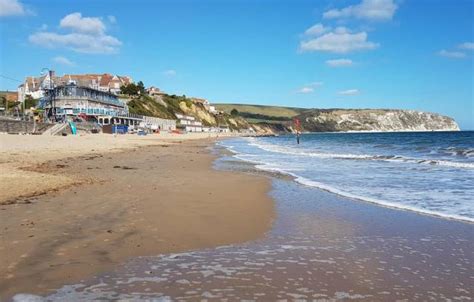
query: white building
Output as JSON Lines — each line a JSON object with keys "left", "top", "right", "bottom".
{"left": 18, "top": 72, "right": 133, "bottom": 103}
{"left": 146, "top": 86, "right": 166, "bottom": 96}
{"left": 175, "top": 113, "right": 203, "bottom": 132}
{"left": 141, "top": 115, "right": 176, "bottom": 131}
{"left": 46, "top": 83, "right": 128, "bottom": 118}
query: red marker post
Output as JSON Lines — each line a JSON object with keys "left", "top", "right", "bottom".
{"left": 294, "top": 118, "right": 301, "bottom": 144}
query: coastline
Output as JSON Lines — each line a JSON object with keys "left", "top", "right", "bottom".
{"left": 226, "top": 133, "right": 474, "bottom": 224}
{"left": 225, "top": 150, "right": 474, "bottom": 224}
{"left": 0, "top": 134, "right": 274, "bottom": 299}
{"left": 22, "top": 139, "right": 474, "bottom": 301}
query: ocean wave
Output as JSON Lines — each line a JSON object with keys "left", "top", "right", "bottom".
{"left": 248, "top": 163, "right": 474, "bottom": 223}
{"left": 292, "top": 175, "right": 474, "bottom": 223}
{"left": 246, "top": 139, "right": 474, "bottom": 169}
{"left": 221, "top": 138, "right": 474, "bottom": 223}
{"left": 443, "top": 147, "right": 474, "bottom": 158}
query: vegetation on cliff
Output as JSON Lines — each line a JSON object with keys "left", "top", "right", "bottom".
{"left": 126, "top": 94, "right": 459, "bottom": 133}
{"left": 126, "top": 94, "right": 253, "bottom": 131}
{"left": 215, "top": 104, "right": 460, "bottom": 132}
{"left": 215, "top": 103, "right": 305, "bottom": 118}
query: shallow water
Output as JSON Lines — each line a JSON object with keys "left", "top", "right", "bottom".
{"left": 14, "top": 151, "right": 474, "bottom": 301}
{"left": 220, "top": 132, "right": 474, "bottom": 222}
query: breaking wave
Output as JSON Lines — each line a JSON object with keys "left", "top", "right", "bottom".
{"left": 220, "top": 132, "right": 474, "bottom": 223}
{"left": 246, "top": 139, "right": 474, "bottom": 169}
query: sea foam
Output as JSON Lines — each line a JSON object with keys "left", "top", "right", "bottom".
{"left": 220, "top": 132, "right": 474, "bottom": 222}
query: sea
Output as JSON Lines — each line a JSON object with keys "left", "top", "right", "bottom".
{"left": 219, "top": 131, "right": 474, "bottom": 222}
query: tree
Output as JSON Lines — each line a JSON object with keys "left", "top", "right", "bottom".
{"left": 120, "top": 83, "right": 139, "bottom": 96}
{"left": 0, "top": 96, "right": 6, "bottom": 110}
{"left": 24, "top": 95, "right": 38, "bottom": 109}
{"left": 230, "top": 108, "right": 239, "bottom": 116}
{"left": 137, "top": 81, "right": 145, "bottom": 95}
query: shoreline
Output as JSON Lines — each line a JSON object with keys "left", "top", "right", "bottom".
{"left": 0, "top": 134, "right": 275, "bottom": 299}
{"left": 25, "top": 138, "right": 474, "bottom": 301}
{"left": 223, "top": 136, "right": 473, "bottom": 224}
{"left": 223, "top": 154, "right": 474, "bottom": 224}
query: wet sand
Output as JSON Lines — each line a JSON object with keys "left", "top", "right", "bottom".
{"left": 25, "top": 153, "right": 473, "bottom": 301}
{"left": 2, "top": 135, "right": 473, "bottom": 301}
{"left": 0, "top": 136, "right": 274, "bottom": 299}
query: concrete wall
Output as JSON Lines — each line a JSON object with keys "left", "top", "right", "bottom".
{"left": 0, "top": 119, "right": 53, "bottom": 134}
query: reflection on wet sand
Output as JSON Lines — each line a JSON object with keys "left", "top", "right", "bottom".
{"left": 24, "top": 176, "right": 473, "bottom": 301}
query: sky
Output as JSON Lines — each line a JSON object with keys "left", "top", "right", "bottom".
{"left": 0, "top": 0, "right": 473, "bottom": 129}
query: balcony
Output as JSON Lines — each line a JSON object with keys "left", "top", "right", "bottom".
{"left": 48, "top": 84, "right": 125, "bottom": 108}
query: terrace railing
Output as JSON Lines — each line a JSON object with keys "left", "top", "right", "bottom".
{"left": 47, "top": 84, "right": 126, "bottom": 108}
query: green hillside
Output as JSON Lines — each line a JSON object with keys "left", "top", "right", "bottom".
{"left": 126, "top": 95, "right": 252, "bottom": 130}
{"left": 214, "top": 104, "right": 306, "bottom": 119}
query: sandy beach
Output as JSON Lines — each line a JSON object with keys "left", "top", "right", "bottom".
{"left": 1, "top": 133, "right": 473, "bottom": 301}
{"left": 0, "top": 133, "right": 274, "bottom": 299}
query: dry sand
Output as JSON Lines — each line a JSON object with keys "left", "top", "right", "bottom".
{"left": 0, "top": 132, "right": 233, "bottom": 205}
{"left": 0, "top": 133, "right": 274, "bottom": 299}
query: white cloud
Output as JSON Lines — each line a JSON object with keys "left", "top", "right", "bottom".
{"left": 458, "top": 42, "right": 474, "bottom": 50}
{"left": 304, "top": 23, "right": 330, "bottom": 36}
{"left": 300, "top": 27, "right": 379, "bottom": 53}
{"left": 338, "top": 89, "right": 360, "bottom": 95}
{"left": 60, "top": 12, "right": 105, "bottom": 34}
{"left": 298, "top": 87, "right": 314, "bottom": 94}
{"left": 163, "top": 69, "right": 177, "bottom": 77}
{"left": 326, "top": 58, "right": 353, "bottom": 67}
{"left": 52, "top": 56, "right": 75, "bottom": 66}
{"left": 30, "top": 32, "right": 121, "bottom": 54}
{"left": 297, "top": 82, "right": 323, "bottom": 94}
{"left": 438, "top": 49, "right": 466, "bottom": 59}
{"left": 29, "top": 12, "right": 122, "bottom": 54}
{"left": 0, "top": 0, "right": 28, "bottom": 17}
{"left": 107, "top": 15, "right": 117, "bottom": 24}
{"left": 323, "top": 0, "right": 398, "bottom": 21}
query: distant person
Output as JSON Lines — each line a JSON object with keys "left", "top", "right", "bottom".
{"left": 296, "top": 131, "right": 300, "bottom": 144}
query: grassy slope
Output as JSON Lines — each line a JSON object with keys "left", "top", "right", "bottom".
{"left": 214, "top": 104, "right": 306, "bottom": 118}
{"left": 127, "top": 95, "right": 175, "bottom": 119}
{"left": 127, "top": 94, "right": 194, "bottom": 120}
{"left": 126, "top": 95, "right": 251, "bottom": 130}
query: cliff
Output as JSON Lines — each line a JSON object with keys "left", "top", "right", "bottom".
{"left": 128, "top": 98, "right": 459, "bottom": 134}
{"left": 216, "top": 104, "right": 460, "bottom": 133}
{"left": 126, "top": 94, "right": 264, "bottom": 132}
{"left": 298, "top": 109, "right": 460, "bottom": 132}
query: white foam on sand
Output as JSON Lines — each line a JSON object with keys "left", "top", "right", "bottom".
{"left": 281, "top": 167, "right": 474, "bottom": 223}
{"left": 223, "top": 138, "right": 474, "bottom": 223}
{"left": 12, "top": 294, "right": 45, "bottom": 302}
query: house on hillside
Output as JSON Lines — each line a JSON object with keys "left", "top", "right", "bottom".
{"left": 190, "top": 97, "right": 210, "bottom": 110}
{"left": 18, "top": 72, "right": 133, "bottom": 103}
{"left": 146, "top": 86, "right": 166, "bottom": 96}
{"left": 99, "top": 74, "right": 132, "bottom": 94}
{"left": 18, "top": 75, "right": 50, "bottom": 101}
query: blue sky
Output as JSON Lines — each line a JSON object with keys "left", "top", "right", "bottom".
{"left": 1, "top": 0, "right": 473, "bottom": 129}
